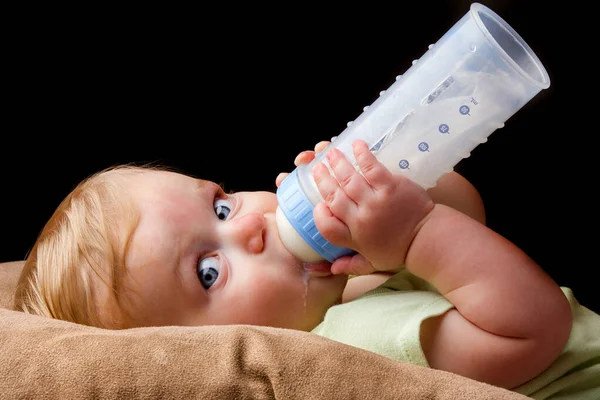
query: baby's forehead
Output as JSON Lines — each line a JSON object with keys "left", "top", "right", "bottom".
{"left": 131, "top": 170, "right": 216, "bottom": 191}
{"left": 112, "top": 169, "right": 186, "bottom": 187}
{"left": 102, "top": 169, "right": 217, "bottom": 214}
{"left": 123, "top": 170, "right": 214, "bottom": 213}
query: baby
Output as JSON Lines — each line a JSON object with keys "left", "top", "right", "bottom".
{"left": 14, "top": 139, "right": 599, "bottom": 398}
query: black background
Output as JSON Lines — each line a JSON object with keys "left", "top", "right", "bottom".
{"left": 3, "top": 1, "right": 597, "bottom": 312}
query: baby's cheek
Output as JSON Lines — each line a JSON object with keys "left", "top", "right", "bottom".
{"left": 256, "top": 281, "right": 307, "bottom": 321}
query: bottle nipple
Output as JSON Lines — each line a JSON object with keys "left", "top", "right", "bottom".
{"left": 275, "top": 207, "right": 324, "bottom": 263}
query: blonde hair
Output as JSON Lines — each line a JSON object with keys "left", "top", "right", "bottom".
{"left": 12, "top": 164, "right": 162, "bottom": 329}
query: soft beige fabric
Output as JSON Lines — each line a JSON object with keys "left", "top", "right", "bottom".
{"left": 0, "top": 261, "right": 20, "bottom": 310}
{"left": 0, "top": 261, "right": 528, "bottom": 399}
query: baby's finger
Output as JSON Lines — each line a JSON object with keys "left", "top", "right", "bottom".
{"left": 294, "top": 151, "right": 316, "bottom": 166}
{"left": 330, "top": 254, "right": 375, "bottom": 276}
{"left": 313, "top": 162, "right": 357, "bottom": 229}
{"left": 314, "top": 141, "right": 331, "bottom": 154}
{"left": 313, "top": 202, "right": 352, "bottom": 247}
{"left": 326, "top": 148, "right": 372, "bottom": 205}
{"left": 275, "top": 172, "right": 289, "bottom": 188}
{"left": 352, "top": 140, "right": 393, "bottom": 189}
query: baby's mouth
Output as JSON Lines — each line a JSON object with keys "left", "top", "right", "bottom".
{"left": 303, "top": 261, "right": 333, "bottom": 277}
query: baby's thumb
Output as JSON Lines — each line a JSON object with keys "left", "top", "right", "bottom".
{"left": 275, "top": 172, "right": 289, "bottom": 187}
{"left": 331, "top": 253, "right": 375, "bottom": 276}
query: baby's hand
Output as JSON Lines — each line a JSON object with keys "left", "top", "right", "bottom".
{"left": 275, "top": 140, "right": 333, "bottom": 188}
{"left": 313, "top": 140, "right": 435, "bottom": 274}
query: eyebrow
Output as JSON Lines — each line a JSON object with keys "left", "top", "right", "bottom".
{"left": 195, "top": 178, "right": 219, "bottom": 195}
{"left": 196, "top": 179, "right": 229, "bottom": 200}
{"left": 196, "top": 178, "right": 208, "bottom": 187}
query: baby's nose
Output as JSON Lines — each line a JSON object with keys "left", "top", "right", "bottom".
{"left": 228, "top": 213, "right": 266, "bottom": 254}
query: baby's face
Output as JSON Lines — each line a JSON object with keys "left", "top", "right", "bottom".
{"left": 117, "top": 170, "right": 347, "bottom": 331}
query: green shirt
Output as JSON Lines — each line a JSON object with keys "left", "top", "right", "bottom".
{"left": 312, "top": 271, "right": 600, "bottom": 399}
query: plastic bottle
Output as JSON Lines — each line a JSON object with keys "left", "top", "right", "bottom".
{"left": 276, "top": 3, "right": 550, "bottom": 263}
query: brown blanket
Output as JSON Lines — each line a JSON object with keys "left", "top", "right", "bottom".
{"left": 0, "top": 261, "right": 529, "bottom": 399}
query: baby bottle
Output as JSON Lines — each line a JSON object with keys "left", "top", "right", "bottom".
{"left": 276, "top": 2, "right": 550, "bottom": 263}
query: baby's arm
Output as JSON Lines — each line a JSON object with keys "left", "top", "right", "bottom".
{"left": 410, "top": 205, "right": 571, "bottom": 388}
{"left": 426, "top": 170, "right": 486, "bottom": 225}
{"left": 312, "top": 140, "right": 572, "bottom": 389}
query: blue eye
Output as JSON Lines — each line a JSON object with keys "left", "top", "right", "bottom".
{"left": 197, "top": 257, "right": 220, "bottom": 289}
{"left": 214, "top": 199, "right": 232, "bottom": 221}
